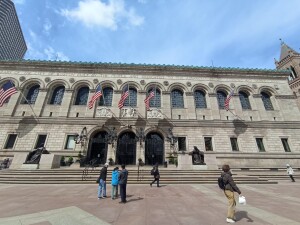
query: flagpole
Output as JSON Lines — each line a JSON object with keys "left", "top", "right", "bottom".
{"left": 18, "top": 86, "right": 40, "bottom": 123}
{"left": 227, "top": 109, "right": 243, "bottom": 120}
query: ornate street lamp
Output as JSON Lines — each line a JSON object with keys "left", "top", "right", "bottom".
{"left": 74, "top": 127, "right": 87, "bottom": 148}
{"left": 102, "top": 125, "right": 117, "bottom": 147}
{"left": 136, "top": 127, "right": 146, "bottom": 146}
{"left": 166, "top": 128, "right": 178, "bottom": 146}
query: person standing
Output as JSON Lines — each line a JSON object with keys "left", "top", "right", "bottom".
{"left": 111, "top": 167, "right": 119, "bottom": 199}
{"left": 98, "top": 163, "right": 108, "bottom": 199}
{"left": 150, "top": 166, "right": 160, "bottom": 187}
{"left": 286, "top": 164, "right": 296, "bottom": 182}
{"left": 221, "top": 164, "right": 241, "bottom": 223}
{"left": 118, "top": 164, "right": 128, "bottom": 203}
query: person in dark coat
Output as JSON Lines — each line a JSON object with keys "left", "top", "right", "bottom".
{"left": 150, "top": 166, "right": 160, "bottom": 187}
{"left": 221, "top": 164, "right": 242, "bottom": 223}
{"left": 118, "top": 164, "right": 128, "bottom": 203}
{"left": 98, "top": 163, "right": 108, "bottom": 199}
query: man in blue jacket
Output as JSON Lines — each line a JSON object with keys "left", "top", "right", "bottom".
{"left": 118, "top": 164, "right": 128, "bottom": 203}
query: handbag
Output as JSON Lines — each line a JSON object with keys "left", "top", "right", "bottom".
{"left": 96, "top": 176, "right": 100, "bottom": 183}
{"left": 156, "top": 174, "right": 160, "bottom": 179}
{"left": 239, "top": 195, "right": 246, "bottom": 205}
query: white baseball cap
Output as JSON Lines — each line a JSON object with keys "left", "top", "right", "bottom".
{"left": 104, "top": 163, "right": 109, "bottom": 167}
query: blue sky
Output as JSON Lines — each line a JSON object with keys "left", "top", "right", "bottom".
{"left": 14, "top": 0, "right": 300, "bottom": 69}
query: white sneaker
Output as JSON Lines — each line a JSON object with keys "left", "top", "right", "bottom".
{"left": 226, "top": 218, "right": 235, "bottom": 223}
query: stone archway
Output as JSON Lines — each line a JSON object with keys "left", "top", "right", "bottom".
{"left": 88, "top": 131, "right": 108, "bottom": 165}
{"left": 116, "top": 131, "right": 136, "bottom": 165}
{"left": 145, "top": 132, "right": 164, "bottom": 165}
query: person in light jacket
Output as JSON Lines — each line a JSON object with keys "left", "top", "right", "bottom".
{"left": 111, "top": 167, "right": 119, "bottom": 199}
{"left": 286, "top": 164, "right": 295, "bottom": 182}
{"left": 221, "top": 164, "right": 242, "bottom": 224}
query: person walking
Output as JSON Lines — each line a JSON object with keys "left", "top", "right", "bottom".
{"left": 221, "top": 164, "right": 242, "bottom": 223}
{"left": 98, "top": 162, "right": 108, "bottom": 199}
{"left": 286, "top": 164, "right": 296, "bottom": 182}
{"left": 111, "top": 167, "right": 119, "bottom": 199}
{"left": 118, "top": 164, "right": 128, "bottom": 203}
{"left": 150, "top": 166, "right": 160, "bottom": 187}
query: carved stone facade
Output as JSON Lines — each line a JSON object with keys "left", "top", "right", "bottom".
{"left": 1, "top": 60, "right": 300, "bottom": 167}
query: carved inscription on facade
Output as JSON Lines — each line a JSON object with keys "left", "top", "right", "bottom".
{"left": 147, "top": 108, "right": 163, "bottom": 119}
{"left": 96, "top": 107, "right": 113, "bottom": 118}
{"left": 120, "top": 108, "right": 137, "bottom": 118}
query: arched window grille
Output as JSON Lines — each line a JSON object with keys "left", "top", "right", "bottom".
{"left": 171, "top": 89, "right": 184, "bottom": 108}
{"left": 75, "top": 86, "right": 89, "bottom": 105}
{"left": 217, "top": 91, "right": 227, "bottom": 109}
{"left": 148, "top": 88, "right": 161, "bottom": 108}
{"left": 99, "top": 87, "right": 113, "bottom": 106}
{"left": 194, "top": 90, "right": 207, "bottom": 108}
{"left": 261, "top": 92, "right": 274, "bottom": 110}
{"left": 23, "top": 85, "right": 40, "bottom": 104}
{"left": 50, "top": 86, "right": 65, "bottom": 105}
{"left": 239, "top": 91, "right": 251, "bottom": 110}
{"left": 124, "top": 87, "right": 137, "bottom": 107}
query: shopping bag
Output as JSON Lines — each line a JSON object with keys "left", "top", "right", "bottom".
{"left": 239, "top": 195, "right": 246, "bottom": 205}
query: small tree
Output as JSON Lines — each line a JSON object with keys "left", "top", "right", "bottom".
{"left": 60, "top": 156, "right": 66, "bottom": 166}
{"left": 68, "top": 156, "right": 74, "bottom": 165}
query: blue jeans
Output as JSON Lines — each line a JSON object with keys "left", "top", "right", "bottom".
{"left": 111, "top": 185, "right": 118, "bottom": 199}
{"left": 98, "top": 179, "right": 106, "bottom": 197}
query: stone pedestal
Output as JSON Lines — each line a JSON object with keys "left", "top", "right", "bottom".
{"left": 204, "top": 154, "right": 218, "bottom": 170}
{"left": 177, "top": 153, "right": 208, "bottom": 170}
{"left": 9, "top": 153, "right": 28, "bottom": 169}
{"left": 20, "top": 164, "right": 39, "bottom": 170}
{"left": 39, "top": 154, "right": 61, "bottom": 169}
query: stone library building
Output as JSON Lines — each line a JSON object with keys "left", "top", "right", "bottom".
{"left": 0, "top": 42, "right": 300, "bottom": 169}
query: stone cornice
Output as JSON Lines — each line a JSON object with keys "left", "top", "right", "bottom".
{"left": 275, "top": 95, "right": 296, "bottom": 99}
{"left": 0, "top": 60, "right": 289, "bottom": 80}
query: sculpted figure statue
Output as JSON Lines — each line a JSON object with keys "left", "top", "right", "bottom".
{"left": 24, "top": 144, "right": 50, "bottom": 164}
{"left": 189, "top": 146, "right": 206, "bottom": 165}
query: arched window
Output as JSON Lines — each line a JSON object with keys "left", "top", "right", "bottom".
{"left": 290, "top": 66, "right": 298, "bottom": 78}
{"left": 99, "top": 87, "right": 113, "bottom": 106}
{"left": 50, "top": 86, "right": 65, "bottom": 105}
{"left": 239, "top": 91, "right": 251, "bottom": 110}
{"left": 194, "top": 90, "right": 207, "bottom": 108}
{"left": 148, "top": 87, "right": 161, "bottom": 108}
{"left": 23, "top": 85, "right": 40, "bottom": 104}
{"left": 75, "top": 86, "right": 89, "bottom": 105}
{"left": 124, "top": 87, "right": 137, "bottom": 107}
{"left": 171, "top": 89, "right": 184, "bottom": 108}
{"left": 261, "top": 92, "right": 274, "bottom": 110}
{"left": 217, "top": 91, "right": 227, "bottom": 109}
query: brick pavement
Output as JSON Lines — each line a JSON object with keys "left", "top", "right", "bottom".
{"left": 0, "top": 182, "right": 299, "bottom": 225}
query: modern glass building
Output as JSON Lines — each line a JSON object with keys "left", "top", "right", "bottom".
{"left": 0, "top": 0, "right": 27, "bottom": 60}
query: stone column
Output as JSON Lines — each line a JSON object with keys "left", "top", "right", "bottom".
{"left": 33, "top": 88, "right": 47, "bottom": 117}
{"left": 185, "top": 92, "right": 196, "bottom": 119}
{"left": 3, "top": 90, "right": 22, "bottom": 116}
{"left": 208, "top": 93, "right": 220, "bottom": 120}
{"left": 162, "top": 91, "right": 171, "bottom": 119}
{"left": 59, "top": 89, "right": 73, "bottom": 117}
{"left": 106, "top": 144, "right": 114, "bottom": 163}
{"left": 138, "top": 91, "right": 146, "bottom": 117}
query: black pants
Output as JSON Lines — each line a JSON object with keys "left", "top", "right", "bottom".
{"left": 289, "top": 175, "right": 295, "bottom": 182}
{"left": 151, "top": 178, "right": 160, "bottom": 187}
{"left": 119, "top": 184, "right": 127, "bottom": 202}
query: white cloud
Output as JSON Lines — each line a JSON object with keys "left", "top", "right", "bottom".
{"left": 44, "top": 47, "right": 69, "bottom": 61}
{"left": 43, "top": 19, "right": 52, "bottom": 35}
{"left": 137, "top": 0, "right": 147, "bottom": 4}
{"left": 13, "top": 0, "right": 25, "bottom": 5}
{"left": 60, "top": 0, "right": 144, "bottom": 30}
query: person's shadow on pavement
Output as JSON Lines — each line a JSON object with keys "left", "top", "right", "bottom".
{"left": 127, "top": 197, "right": 143, "bottom": 203}
{"left": 235, "top": 211, "right": 253, "bottom": 222}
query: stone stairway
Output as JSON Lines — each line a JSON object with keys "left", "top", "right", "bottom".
{"left": 0, "top": 166, "right": 279, "bottom": 185}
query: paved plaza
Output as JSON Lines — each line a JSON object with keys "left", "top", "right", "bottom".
{"left": 0, "top": 181, "right": 299, "bottom": 225}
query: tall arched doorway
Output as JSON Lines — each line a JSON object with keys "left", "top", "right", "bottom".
{"left": 88, "top": 131, "right": 108, "bottom": 164}
{"left": 116, "top": 132, "right": 136, "bottom": 165}
{"left": 145, "top": 132, "right": 164, "bottom": 165}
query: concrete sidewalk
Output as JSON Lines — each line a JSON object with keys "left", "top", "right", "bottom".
{"left": 0, "top": 182, "right": 299, "bottom": 225}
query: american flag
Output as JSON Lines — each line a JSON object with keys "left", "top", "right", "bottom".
{"left": 0, "top": 81, "right": 17, "bottom": 107}
{"left": 144, "top": 89, "right": 155, "bottom": 111}
{"left": 225, "top": 89, "right": 234, "bottom": 111}
{"left": 118, "top": 85, "right": 129, "bottom": 109}
{"left": 88, "top": 84, "right": 102, "bottom": 109}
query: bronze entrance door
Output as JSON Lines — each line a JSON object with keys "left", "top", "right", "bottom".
{"left": 116, "top": 132, "right": 136, "bottom": 165}
{"left": 88, "top": 131, "right": 108, "bottom": 165}
{"left": 145, "top": 133, "right": 164, "bottom": 165}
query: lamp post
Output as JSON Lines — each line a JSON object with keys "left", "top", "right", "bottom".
{"left": 136, "top": 127, "right": 146, "bottom": 146}
{"left": 74, "top": 127, "right": 88, "bottom": 153}
{"left": 166, "top": 128, "right": 178, "bottom": 148}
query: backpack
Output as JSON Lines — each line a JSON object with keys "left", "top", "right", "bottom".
{"left": 150, "top": 169, "right": 155, "bottom": 175}
{"left": 218, "top": 176, "right": 226, "bottom": 190}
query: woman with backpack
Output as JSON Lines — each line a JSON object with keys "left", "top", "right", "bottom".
{"left": 221, "top": 164, "right": 242, "bottom": 223}
{"left": 150, "top": 166, "right": 160, "bottom": 187}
